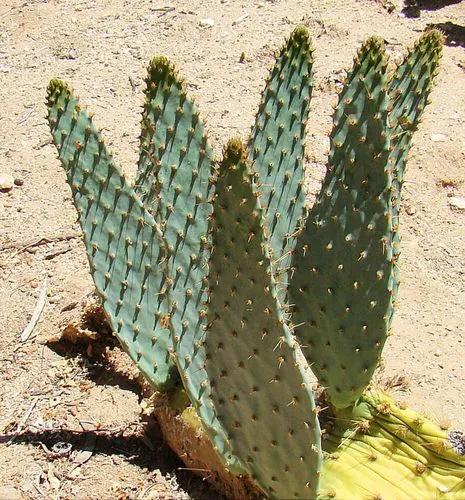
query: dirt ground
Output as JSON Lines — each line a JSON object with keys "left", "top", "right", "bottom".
{"left": 0, "top": 0, "right": 464, "bottom": 498}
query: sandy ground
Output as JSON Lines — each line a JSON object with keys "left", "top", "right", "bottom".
{"left": 0, "top": 0, "right": 464, "bottom": 498}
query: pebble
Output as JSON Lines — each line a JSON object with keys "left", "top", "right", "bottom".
{"left": 405, "top": 203, "right": 416, "bottom": 215}
{"left": 449, "top": 431, "right": 465, "bottom": 456}
{"left": 430, "top": 133, "right": 447, "bottom": 142}
{"left": 48, "top": 294, "right": 62, "bottom": 304}
{"left": 14, "top": 178, "right": 24, "bottom": 186}
{"left": 67, "top": 48, "right": 78, "bottom": 60}
{"left": 0, "top": 173, "right": 14, "bottom": 191}
{"left": 199, "top": 17, "right": 215, "bottom": 27}
{"left": 448, "top": 196, "right": 465, "bottom": 210}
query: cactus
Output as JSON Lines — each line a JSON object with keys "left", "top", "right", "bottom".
{"left": 46, "top": 26, "right": 465, "bottom": 500}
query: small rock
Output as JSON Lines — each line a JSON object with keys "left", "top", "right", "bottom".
{"left": 449, "top": 196, "right": 465, "bottom": 210}
{"left": 14, "top": 177, "right": 24, "bottom": 186}
{"left": 67, "top": 48, "right": 78, "bottom": 60}
{"left": 199, "top": 17, "right": 215, "bottom": 27}
{"left": 0, "top": 173, "right": 14, "bottom": 191}
{"left": 430, "top": 133, "right": 447, "bottom": 142}
{"left": 405, "top": 203, "right": 416, "bottom": 215}
{"left": 449, "top": 430, "right": 465, "bottom": 456}
{"left": 48, "top": 294, "right": 62, "bottom": 304}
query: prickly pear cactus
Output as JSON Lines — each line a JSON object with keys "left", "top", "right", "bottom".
{"left": 46, "top": 80, "right": 176, "bottom": 390}
{"left": 46, "top": 26, "right": 461, "bottom": 500}
{"left": 289, "top": 37, "right": 395, "bottom": 409}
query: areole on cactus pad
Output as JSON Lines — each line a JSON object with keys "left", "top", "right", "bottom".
{"left": 46, "top": 25, "right": 465, "bottom": 499}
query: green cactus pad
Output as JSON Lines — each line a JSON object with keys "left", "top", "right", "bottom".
{"left": 389, "top": 29, "right": 443, "bottom": 197}
{"left": 319, "top": 391, "right": 465, "bottom": 499}
{"left": 249, "top": 26, "right": 313, "bottom": 300}
{"left": 46, "top": 80, "right": 175, "bottom": 390}
{"left": 387, "top": 29, "right": 443, "bottom": 304}
{"left": 203, "top": 139, "right": 322, "bottom": 498}
{"left": 135, "top": 56, "right": 214, "bottom": 216}
{"left": 135, "top": 59, "right": 245, "bottom": 473}
{"left": 289, "top": 38, "right": 394, "bottom": 408}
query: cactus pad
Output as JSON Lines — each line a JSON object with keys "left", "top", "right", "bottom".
{"left": 249, "top": 26, "right": 314, "bottom": 300}
{"left": 136, "top": 59, "right": 246, "bottom": 473}
{"left": 319, "top": 391, "right": 465, "bottom": 499}
{"left": 47, "top": 80, "right": 175, "bottom": 390}
{"left": 387, "top": 29, "right": 443, "bottom": 304}
{"left": 289, "top": 38, "right": 394, "bottom": 408}
{"left": 203, "top": 139, "right": 322, "bottom": 498}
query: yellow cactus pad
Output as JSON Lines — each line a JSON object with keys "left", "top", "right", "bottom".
{"left": 319, "top": 391, "right": 465, "bottom": 499}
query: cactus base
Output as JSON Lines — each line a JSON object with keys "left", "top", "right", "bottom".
{"left": 152, "top": 388, "right": 465, "bottom": 499}
{"left": 151, "top": 390, "right": 261, "bottom": 499}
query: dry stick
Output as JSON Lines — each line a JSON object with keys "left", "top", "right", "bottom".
{"left": 20, "top": 277, "right": 48, "bottom": 342}
{"left": 7, "top": 396, "right": 40, "bottom": 445}
{"left": 3, "top": 232, "right": 80, "bottom": 257}
{"left": 44, "top": 246, "right": 72, "bottom": 260}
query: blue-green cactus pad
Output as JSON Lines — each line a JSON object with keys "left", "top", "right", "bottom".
{"left": 204, "top": 139, "right": 322, "bottom": 498}
{"left": 135, "top": 58, "right": 246, "bottom": 474}
{"left": 47, "top": 80, "right": 175, "bottom": 390}
{"left": 249, "top": 26, "right": 314, "bottom": 301}
{"left": 289, "top": 38, "right": 395, "bottom": 408}
{"left": 387, "top": 29, "right": 443, "bottom": 305}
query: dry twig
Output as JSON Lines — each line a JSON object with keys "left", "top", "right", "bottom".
{"left": 21, "top": 277, "right": 48, "bottom": 342}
